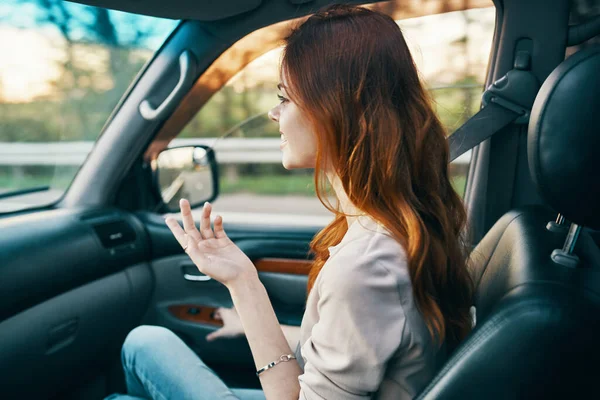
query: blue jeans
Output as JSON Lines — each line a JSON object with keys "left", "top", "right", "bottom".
{"left": 104, "top": 325, "right": 266, "bottom": 400}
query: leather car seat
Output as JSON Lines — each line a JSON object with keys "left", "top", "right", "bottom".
{"left": 417, "top": 45, "right": 600, "bottom": 399}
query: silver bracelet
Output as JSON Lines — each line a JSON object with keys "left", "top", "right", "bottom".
{"left": 256, "top": 354, "right": 296, "bottom": 377}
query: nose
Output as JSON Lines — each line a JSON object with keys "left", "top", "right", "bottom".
{"left": 268, "top": 106, "right": 279, "bottom": 122}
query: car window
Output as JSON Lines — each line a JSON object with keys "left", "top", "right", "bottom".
{"left": 176, "top": 5, "right": 495, "bottom": 225}
{"left": 0, "top": 0, "right": 178, "bottom": 213}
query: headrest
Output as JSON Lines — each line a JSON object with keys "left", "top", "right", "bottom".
{"left": 528, "top": 46, "right": 600, "bottom": 229}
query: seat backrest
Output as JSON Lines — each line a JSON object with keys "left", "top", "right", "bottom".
{"left": 417, "top": 46, "right": 600, "bottom": 399}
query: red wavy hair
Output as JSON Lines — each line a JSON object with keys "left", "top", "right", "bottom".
{"left": 281, "top": 4, "right": 473, "bottom": 350}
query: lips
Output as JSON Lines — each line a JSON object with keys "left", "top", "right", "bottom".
{"left": 280, "top": 133, "right": 288, "bottom": 149}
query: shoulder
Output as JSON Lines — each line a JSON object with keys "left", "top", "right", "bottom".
{"left": 318, "top": 220, "right": 410, "bottom": 298}
{"left": 317, "top": 227, "right": 412, "bottom": 303}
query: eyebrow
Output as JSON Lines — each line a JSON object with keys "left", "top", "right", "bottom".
{"left": 277, "top": 83, "right": 287, "bottom": 91}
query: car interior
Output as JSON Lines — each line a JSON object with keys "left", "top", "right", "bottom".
{"left": 0, "top": 0, "right": 599, "bottom": 399}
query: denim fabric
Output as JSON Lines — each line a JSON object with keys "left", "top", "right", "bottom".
{"left": 104, "top": 325, "right": 266, "bottom": 400}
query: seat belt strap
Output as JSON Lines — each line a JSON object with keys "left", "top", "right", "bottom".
{"left": 449, "top": 102, "right": 521, "bottom": 162}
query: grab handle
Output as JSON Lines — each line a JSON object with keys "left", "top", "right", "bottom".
{"left": 139, "top": 50, "right": 195, "bottom": 121}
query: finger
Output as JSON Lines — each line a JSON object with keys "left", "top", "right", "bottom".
{"left": 213, "top": 308, "right": 222, "bottom": 320}
{"left": 180, "top": 199, "right": 202, "bottom": 241}
{"left": 206, "top": 328, "right": 226, "bottom": 342}
{"left": 213, "top": 214, "right": 228, "bottom": 239}
{"left": 165, "top": 217, "right": 189, "bottom": 249}
{"left": 199, "top": 202, "right": 215, "bottom": 239}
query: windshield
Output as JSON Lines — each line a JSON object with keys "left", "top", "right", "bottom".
{"left": 0, "top": 0, "right": 178, "bottom": 212}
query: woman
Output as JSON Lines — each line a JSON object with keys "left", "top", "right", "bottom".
{"left": 105, "top": 3, "right": 473, "bottom": 400}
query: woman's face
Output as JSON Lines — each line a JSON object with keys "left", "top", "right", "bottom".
{"left": 267, "top": 77, "right": 318, "bottom": 170}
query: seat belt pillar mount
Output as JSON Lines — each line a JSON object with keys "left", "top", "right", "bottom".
{"left": 481, "top": 51, "right": 539, "bottom": 124}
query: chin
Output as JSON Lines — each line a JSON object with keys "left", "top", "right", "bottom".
{"left": 282, "top": 148, "right": 316, "bottom": 170}
{"left": 282, "top": 158, "right": 296, "bottom": 170}
{"left": 282, "top": 155, "right": 308, "bottom": 170}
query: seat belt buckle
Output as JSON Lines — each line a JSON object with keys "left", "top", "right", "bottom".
{"left": 481, "top": 51, "right": 539, "bottom": 124}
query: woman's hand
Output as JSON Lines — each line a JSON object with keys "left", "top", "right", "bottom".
{"left": 205, "top": 307, "right": 245, "bottom": 342}
{"left": 165, "top": 199, "right": 257, "bottom": 288}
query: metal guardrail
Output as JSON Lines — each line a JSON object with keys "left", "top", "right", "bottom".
{"left": 0, "top": 138, "right": 471, "bottom": 166}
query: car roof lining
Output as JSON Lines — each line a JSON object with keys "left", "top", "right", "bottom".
{"left": 66, "top": 0, "right": 495, "bottom": 22}
{"left": 66, "top": 0, "right": 264, "bottom": 21}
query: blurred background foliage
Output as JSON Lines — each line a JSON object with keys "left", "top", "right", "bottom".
{"left": 0, "top": 0, "right": 494, "bottom": 201}
{"left": 0, "top": 0, "right": 173, "bottom": 142}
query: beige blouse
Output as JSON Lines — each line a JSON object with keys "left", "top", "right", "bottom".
{"left": 294, "top": 215, "right": 445, "bottom": 399}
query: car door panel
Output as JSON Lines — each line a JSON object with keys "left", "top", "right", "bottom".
{"left": 259, "top": 272, "right": 308, "bottom": 325}
{"left": 145, "top": 255, "right": 310, "bottom": 332}
{"left": 138, "top": 216, "right": 319, "bottom": 374}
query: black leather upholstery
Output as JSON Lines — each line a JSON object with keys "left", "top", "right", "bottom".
{"left": 418, "top": 208, "right": 600, "bottom": 398}
{"left": 528, "top": 45, "right": 600, "bottom": 229}
{"left": 417, "top": 47, "right": 600, "bottom": 399}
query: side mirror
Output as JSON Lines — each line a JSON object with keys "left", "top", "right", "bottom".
{"left": 153, "top": 145, "right": 219, "bottom": 211}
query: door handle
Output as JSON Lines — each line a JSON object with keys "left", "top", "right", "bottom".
{"left": 183, "top": 273, "right": 211, "bottom": 282}
{"left": 181, "top": 264, "right": 211, "bottom": 282}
